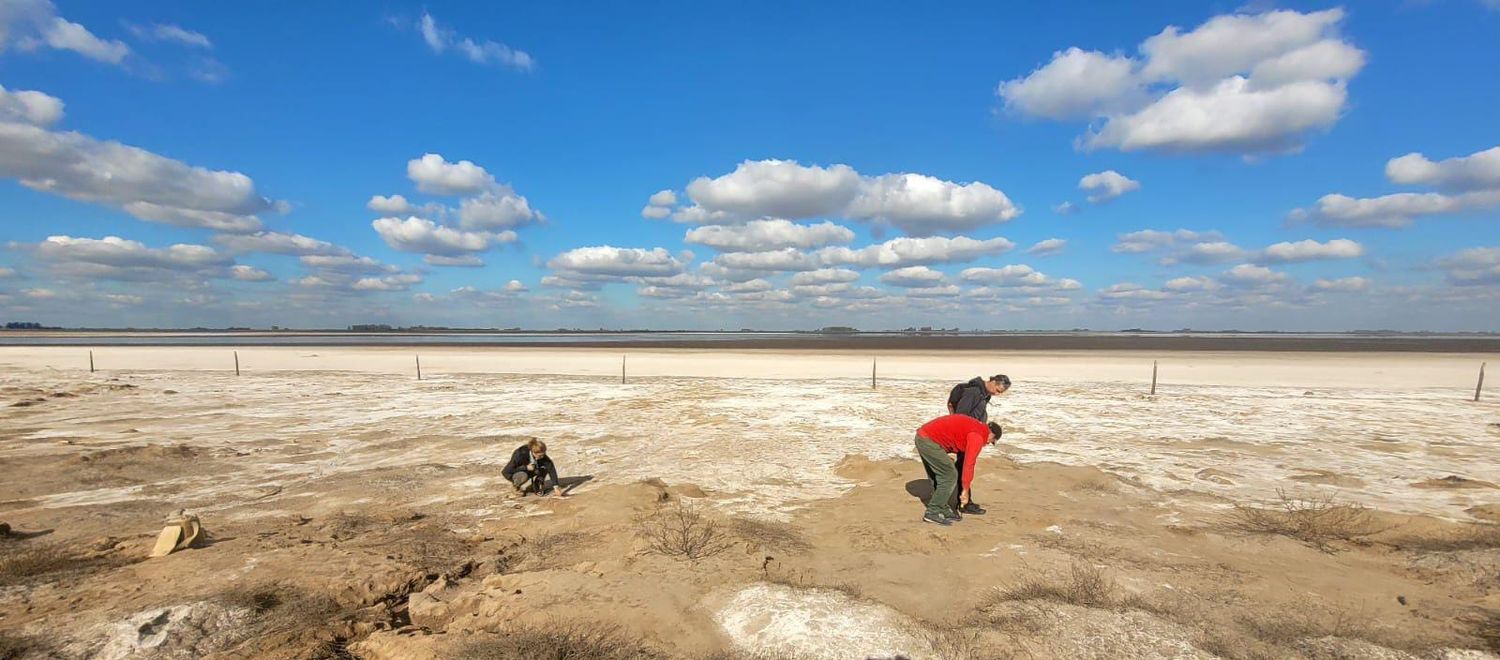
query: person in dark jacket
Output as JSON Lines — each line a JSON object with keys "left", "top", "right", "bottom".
{"left": 502, "top": 438, "right": 565, "bottom": 497}
{"left": 936, "top": 374, "right": 1010, "bottom": 514}
{"left": 947, "top": 374, "right": 1010, "bottom": 422}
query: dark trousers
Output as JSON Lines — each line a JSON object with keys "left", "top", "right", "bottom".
{"left": 924, "top": 452, "right": 974, "bottom": 508}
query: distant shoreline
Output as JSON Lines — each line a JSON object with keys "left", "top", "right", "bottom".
{"left": 2, "top": 331, "right": 1498, "bottom": 352}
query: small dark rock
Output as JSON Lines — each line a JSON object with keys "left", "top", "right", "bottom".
{"left": 1397, "top": 595, "right": 1407, "bottom": 606}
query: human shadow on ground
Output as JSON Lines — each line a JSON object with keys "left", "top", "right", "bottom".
{"left": 0, "top": 526, "right": 54, "bottom": 541}
{"left": 904, "top": 479, "right": 934, "bottom": 503}
{"left": 558, "top": 475, "right": 595, "bottom": 495}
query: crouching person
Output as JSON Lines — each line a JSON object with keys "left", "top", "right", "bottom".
{"left": 915, "top": 414, "right": 1001, "bottom": 526}
{"left": 503, "top": 438, "right": 565, "bottom": 497}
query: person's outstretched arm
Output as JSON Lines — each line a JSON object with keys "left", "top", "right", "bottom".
{"left": 543, "top": 458, "right": 564, "bottom": 496}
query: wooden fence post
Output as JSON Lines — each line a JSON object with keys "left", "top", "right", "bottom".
{"left": 89, "top": 350, "right": 95, "bottom": 373}
{"left": 621, "top": 355, "right": 627, "bottom": 384}
{"left": 234, "top": 351, "right": 240, "bottom": 376}
{"left": 1478, "top": 362, "right": 1487, "bottom": 402}
{"left": 871, "top": 357, "right": 877, "bottom": 390}
{"left": 1150, "top": 360, "right": 1158, "bottom": 395}
{"left": 416, "top": 355, "right": 422, "bottom": 381}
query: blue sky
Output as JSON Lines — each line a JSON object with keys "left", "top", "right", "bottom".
{"left": 1, "top": 0, "right": 1497, "bottom": 330}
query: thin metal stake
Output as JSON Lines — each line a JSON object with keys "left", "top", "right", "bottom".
{"left": 234, "top": 351, "right": 240, "bottom": 376}
{"left": 89, "top": 350, "right": 95, "bottom": 373}
{"left": 1477, "top": 362, "right": 1487, "bottom": 402}
{"left": 1150, "top": 360, "right": 1158, "bottom": 395}
{"left": 621, "top": 355, "right": 627, "bottom": 384}
{"left": 871, "top": 357, "right": 877, "bottom": 390}
{"left": 416, "top": 355, "right": 422, "bottom": 381}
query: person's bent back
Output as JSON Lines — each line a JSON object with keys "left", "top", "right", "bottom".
{"left": 913, "top": 414, "right": 1001, "bottom": 526}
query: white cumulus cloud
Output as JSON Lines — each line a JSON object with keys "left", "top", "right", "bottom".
{"left": 880, "top": 266, "right": 947, "bottom": 288}
{"left": 371, "top": 216, "right": 514, "bottom": 256}
{"left": 407, "top": 153, "right": 498, "bottom": 196}
{"left": 817, "top": 236, "right": 1015, "bottom": 269}
{"left": 1260, "top": 238, "right": 1363, "bottom": 263}
{"left": 1079, "top": 170, "right": 1140, "bottom": 203}
{"left": 0, "top": 87, "right": 283, "bottom": 233}
{"left": 998, "top": 8, "right": 1363, "bottom": 156}
{"left": 1027, "top": 238, "right": 1067, "bottom": 256}
{"left": 0, "top": 84, "right": 63, "bottom": 127}
{"left": 1311, "top": 276, "right": 1369, "bottom": 292}
{"left": 684, "top": 219, "right": 854, "bottom": 253}
{"left": 548, "top": 246, "right": 688, "bottom": 279}
{"left": 659, "top": 159, "right": 1019, "bottom": 236}
{"left": 790, "top": 268, "right": 861, "bottom": 285}
{"left": 0, "top": 0, "right": 130, "bottom": 65}
{"left": 214, "top": 231, "right": 348, "bottom": 257}
{"left": 1385, "top": 146, "right": 1500, "bottom": 192}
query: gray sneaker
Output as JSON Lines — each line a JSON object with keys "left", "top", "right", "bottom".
{"left": 922, "top": 512, "right": 953, "bottom": 526}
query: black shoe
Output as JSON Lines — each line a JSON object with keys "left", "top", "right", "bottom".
{"left": 946, "top": 511, "right": 963, "bottom": 522}
{"left": 959, "top": 502, "right": 987, "bottom": 515}
{"left": 922, "top": 512, "right": 953, "bottom": 526}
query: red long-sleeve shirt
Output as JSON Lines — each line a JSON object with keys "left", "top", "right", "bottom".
{"left": 917, "top": 414, "right": 988, "bottom": 490}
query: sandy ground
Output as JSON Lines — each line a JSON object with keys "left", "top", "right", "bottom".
{"left": 1, "top": 347, "right": 1498, "bottom": 659}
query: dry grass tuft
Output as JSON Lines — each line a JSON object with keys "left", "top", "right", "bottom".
{"left": 1396, "top": 523, "right": 1500, "bottom": 553}
{"left": 1224, "top": 489, "right": 1388, "bottom": 552}
{"left": 528, "top": 530, "right": 599, "bottom": 556}
{"left": 321, "top": 512, "right": 378, "bottom": 542}
{"left": 1070, "top": 479, "right": 1117, "bottom": 495}
{"left": 515, "top": 529, "right": 600, "bottom": 571}
{"left": 987, "top": 562, "right": 1119, "bottom": 609}
{"left": 0, "top": 542, "right": 132, "bottom": 586}
{"left": 729, "top": 518, "right": 811, "bottom": 553}
{"left": 0, "top": 631, "right": 44, "bottom": 660}
{"left": 636, "top": 500, "right": 732, "bottom": 561}
{"left": 452, "top": 620, "right": 667, "bottom": 660}
{"left": 761, "top": 565, "right": 863, "bottom": 601}
{"left": 1466, "top": 609, "right": 1500, "bottom": 653}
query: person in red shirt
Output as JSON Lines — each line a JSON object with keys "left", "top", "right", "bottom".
{"left": 914, "top": 414, "right": 1002, "bottom": 526}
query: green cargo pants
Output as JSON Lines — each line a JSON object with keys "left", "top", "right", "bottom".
{"left": 915, "top": 434, "right": 958, "bottom": 518}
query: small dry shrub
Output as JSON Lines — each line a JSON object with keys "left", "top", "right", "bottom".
{"left": 729, "top": 518, "right": 811, "bottom": 553}
{"left": 452, "top": 620, "right": 666, "bottom": 660}
{"left": 1225, "top": 489, "right": 1387, "bottom": 552}
{"left": 987, "top": 562, "right": 1118, "bottom": 609}
{"left": 636, "top": 500, "right": 732, "bottom": 561}
{"left": 915, "top": 625, "right": 1017, "bottom": 660}
{"left": 215, "top": 584, "right": 345, "bottom": 654}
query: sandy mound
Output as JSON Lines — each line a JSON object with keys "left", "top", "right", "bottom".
{"left": 1413, "top": 476, "right": 1498, "bottom": 490}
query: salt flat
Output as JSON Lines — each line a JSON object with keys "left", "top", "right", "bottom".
{"left": 2, "top": 346, "right": 1498, "bottom": 658}
{"left": 2, "top": 346, "right": 1495, "bottom": 520}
